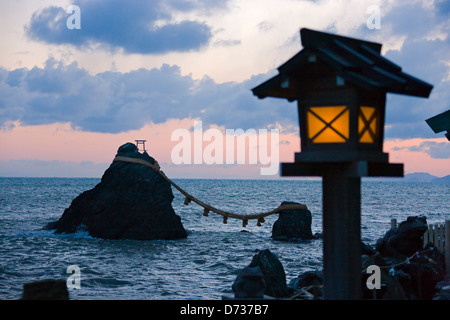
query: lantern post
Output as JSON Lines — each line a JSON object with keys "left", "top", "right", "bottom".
{"left": 252, "top": 28, "right": 433, "bottom": 299}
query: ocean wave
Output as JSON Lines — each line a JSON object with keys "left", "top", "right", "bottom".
{"left": 82, "top": 277, "right": 133, "bottom": 288}
{"left": 5, "top": 229, "right": 94, "bottom": 240}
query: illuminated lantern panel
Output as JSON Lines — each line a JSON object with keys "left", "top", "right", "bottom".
{"left": 358, "top": 106, "right": 379, "bottom": 143}
{"left": 307, "top": 106, "right": 349, "bottom": 143}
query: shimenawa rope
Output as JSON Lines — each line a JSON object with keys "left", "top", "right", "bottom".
{"left": 113, "top": 156, "right": 308, "bottom": 227}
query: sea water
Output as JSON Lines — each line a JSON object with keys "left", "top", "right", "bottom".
{"left": 0, "top": 177, "right": 448, "bottom": 300}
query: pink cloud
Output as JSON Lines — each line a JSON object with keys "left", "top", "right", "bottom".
{"left": 384, "top": 138, "right": 450, "bottom": 177}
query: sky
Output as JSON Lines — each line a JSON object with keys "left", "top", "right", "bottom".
{"left": 0, "top": 0, "right": 449, "bottom": 178}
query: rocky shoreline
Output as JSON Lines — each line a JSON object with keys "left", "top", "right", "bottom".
{"left": 231, "top": 215, "right": 448, "bottom": 300}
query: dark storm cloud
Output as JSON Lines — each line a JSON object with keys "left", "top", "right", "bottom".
{"left": 0, "top": 58, "right": 295, "bottom": 133}
{"left": 25, "top": 0, "right": 221, "bottom": 54}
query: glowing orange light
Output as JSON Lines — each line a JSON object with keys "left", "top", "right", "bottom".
{"left": 359, "top": 106, "right": 378, "bottom": 143}
{"left": 307, "top": 106, "right": 349, "bottom": 143}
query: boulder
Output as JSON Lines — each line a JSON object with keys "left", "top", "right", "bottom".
{"left": 271, "top": 201, "right": 315, "bottom": 241}
{"left": 45, "top": 142, "right": 187, "bottom": 240}
{"left": 434, "top": 278, "right": 450, "bottom": 300}
{"left": 288, "top": 271, "right": 323, "bottom": 299}
{"left": 361, "top": 254, "right": 408, "bottom": 300}
{"left": 375, "top": 216, "right": 427, "bottom": 258}
{"left": 232, "top": 266, "right": 266, "bottom": 299}
{"left": 365, "top": 247, "right": 446, "bottom": 300}
{"left": 22, "top": 279, "right": 69, "bottom": 300}
{"left": 247, "top": 249, "right": 290, "bottom": 298}
{"left": 361, "top": 241, "right": 377, "bottom": 256}
{"left": 394, "top": 245, "right": 446, "bottom": 300}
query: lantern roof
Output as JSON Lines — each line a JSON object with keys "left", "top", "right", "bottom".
{"left": 252, "top": 28, "right": 433, "bottom": 100}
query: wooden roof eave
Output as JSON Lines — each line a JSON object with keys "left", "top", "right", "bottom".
{"left": 252, "top": 74, "right": 299, "bottom": 101}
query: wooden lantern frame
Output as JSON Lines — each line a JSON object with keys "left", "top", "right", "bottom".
{"left": 252, "top": 28, "right": 433, "bottom": 300}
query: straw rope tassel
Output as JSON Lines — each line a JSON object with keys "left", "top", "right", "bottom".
{"left": 257, "top": 217, "right": 265, "bottom": 227}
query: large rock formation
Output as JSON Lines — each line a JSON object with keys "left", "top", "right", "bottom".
{"left": 45, "top": 142, "right": 187, "bottom": 240}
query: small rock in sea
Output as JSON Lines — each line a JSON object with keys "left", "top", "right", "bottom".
{"left": 271, "top": 201, "right": 315, "bottom": 241}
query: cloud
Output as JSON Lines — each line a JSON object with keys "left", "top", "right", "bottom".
{"left": 392, "top": 140, "right": 450, "bottom": 159}
{"left": 435, "top": 0, "right": 450, "bottom": 17}
{"left": 25, "top": 0, "right": 221, "bottom": 54}
{"left": 212, "top": 39, "right": 241, "bottom": 47}
{"left": 0, "top": 58, "right": 295, "bottom": 133}
{"left": 163, "top": 0, "right": 228, "bottom": 13}
{"left": 370, "top": 1, "right": 450, "bottom": 139}
{"left": 330, "top": 1, "right": 449, "bottom": 139}
{"left": 257, "top": 21, "right": 274, "bottom": 32}
{"left": 10, "top": 1, "right": 449, "bottom": 139}
{"left": 418, "top": 141, "right": 450, "bottom": 159}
